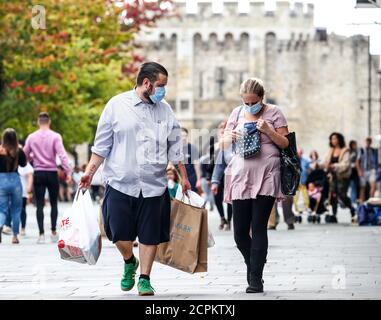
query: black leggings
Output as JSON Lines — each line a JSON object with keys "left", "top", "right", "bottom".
{"left": 20, "top": 197, "right": 27, "bottom": 229}
{"left": 34, "top": 171, "right": 59, "bottom": 234}
{"left": 232, "top": 196, "right": 275, "bottom": 274}
{"left": 214, "top": 178, "right": 233, "bottom": 221}
{"left": 330, "top": 177, "right": 355, "bottom": 217}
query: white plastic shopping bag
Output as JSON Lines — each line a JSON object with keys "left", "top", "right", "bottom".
{"left": 175, "top": 184, "right": 206, "bottom": 208}
{"left": 58, "top": 189, "right": 102, "bottom": 265}
{"left": 175, "top": 185, "right": 215, "bottom": 248}
{"left": 207, "top": 229, "right": 216, "bottom": 248}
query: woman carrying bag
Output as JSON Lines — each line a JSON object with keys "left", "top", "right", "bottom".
{"left": 323, "top": 132, "right": 356, "bottom": 224}
{"left": 220, "top": 78, "right": 290, "bottom": 293}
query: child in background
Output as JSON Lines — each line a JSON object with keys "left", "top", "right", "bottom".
{"left": 167, "top": 167, "right": 181, "bottom": 199}
{"left": 307, "top": 182, "right": 322, "bottom": 223}
{"left": 18, "top": 162, "right": 34, "bottom": 236}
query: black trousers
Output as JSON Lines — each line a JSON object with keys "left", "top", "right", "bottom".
{"left": 330, "top": 176, "right": 355, "bottom": 217}
{"left": 20, "top": 197, "right": 27, "bottom": 229}
{"left": 214, "top": 177, "right": 233, "bottom": 222}
{"left": 232, "top": 196, "right": 275, "bottom": 277}
{"left": 278, "top": 195, "right": 296, "bottom": 225}
{"left": 33, "top": 171, "right": 59, "bottom": 234}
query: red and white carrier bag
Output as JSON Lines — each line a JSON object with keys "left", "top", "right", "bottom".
{"left": 58, "top": 189, "right": 102, "bottom": 265}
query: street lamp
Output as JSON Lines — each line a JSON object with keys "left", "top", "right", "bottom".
{"left": 379, "top": 68, "right": 381, "bottom": 137}
{"left": 368, "top": 36, "right": 372, "bottom": 136}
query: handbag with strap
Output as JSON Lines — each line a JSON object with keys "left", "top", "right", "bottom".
{"left": 233, "top": 106, "right": 261, "bottom": 159}
{"left": 280, "top": 132, "right": 301, "bottom": 196}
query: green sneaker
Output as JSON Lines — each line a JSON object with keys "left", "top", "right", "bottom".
{"left": 137, "top": 278, "right": 155, "bottom": 296}
{"left": 121, "top": 257, "right": 139, "bottom": 291}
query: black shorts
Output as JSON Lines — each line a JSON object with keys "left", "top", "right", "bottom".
{"left": 102, "top": 185, "right": 171, "bottom": 245}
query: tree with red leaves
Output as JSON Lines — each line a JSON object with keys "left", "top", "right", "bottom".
{"left": 0, "top": 0, "right": 174, "bottom": 150}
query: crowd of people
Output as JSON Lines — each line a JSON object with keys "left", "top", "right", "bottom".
{"left": 0, "top": 113, "right": 104, "bottom": 244}
{"left": 1, "top": 61, "right": 380, "bottom": 296}
{"left": 168, "top": 129, "right": 380, "bottom": 231}
{"left": 293, "top": 134, "right": 380, "bottom": 225}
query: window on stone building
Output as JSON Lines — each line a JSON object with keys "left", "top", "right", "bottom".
{"left": 356, "top": 0, "right": 379, "bottom": 8}
{"left": 239, "top": 71, "right": 248, "bottom": 88}
{"left": 199, "top": 72, "right": 203, "bottom": 98}
{"left": 316, "top": 28, "right": 327, "bottom": 42}
{"left": 180, "top": 100, "right": 190, "bottom": 111}
{"left": 266, "top": 98, "right": 277, "bottom": 105}
{"left": 265, "top": 33, "right": 277, "bottom": 87}
{"left": 215, "top": 67, "right": 226, "bottom": 98}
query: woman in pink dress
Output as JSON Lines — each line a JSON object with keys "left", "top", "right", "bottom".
{"left": 220, "top": 78, "right": 289, "bottom": 293}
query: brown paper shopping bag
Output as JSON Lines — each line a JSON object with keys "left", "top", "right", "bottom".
{"left": 156, "top": 198, "right": 207, "bottom": 274}
{"left": 194, "top": 206, "right": 208, "bottom": 273}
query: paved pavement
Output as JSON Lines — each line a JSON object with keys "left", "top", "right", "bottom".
{"left": 0, "top": 201, "right": 380, "bottom": 300}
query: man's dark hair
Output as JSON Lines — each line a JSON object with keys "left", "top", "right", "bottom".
{"left": 366, "top": 137, "right": 372, "bottom": 144}
{"left": 38, "top": 112, "right": 50, "bottom": 125}
{"left": 136, "top": 62, "right": 168, "bottom": 86}
{"left": 181, "top": 127, "right": 189, "bottom": 135}
{"left": 329, "top": 132, "right": 346, "bottom": 149}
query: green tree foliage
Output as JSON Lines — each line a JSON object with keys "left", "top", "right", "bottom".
{"left": 0, "top": 0, "right": 174, "bottom": 151}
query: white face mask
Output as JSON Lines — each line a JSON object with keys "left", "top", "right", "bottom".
{"left": 167, "top": 179, "right": 175, "bottom": 189}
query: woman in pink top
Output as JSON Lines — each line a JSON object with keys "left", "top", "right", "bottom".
{"left": 220, "top": 78, "right": 289, "bottom": 293}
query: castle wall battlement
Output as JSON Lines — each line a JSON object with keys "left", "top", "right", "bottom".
{"left": 137, "top": 1, "right": 315, "bottom": 43}
{"left": 173, "top": 0, "right": 313, "bottom": 17}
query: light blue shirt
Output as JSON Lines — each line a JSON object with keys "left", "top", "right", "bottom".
{"left": 91, "top": 89, "right": 183, "bottom": 198}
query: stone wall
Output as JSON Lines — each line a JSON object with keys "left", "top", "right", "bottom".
{"left": 136, "top": 0, "right": 381, "bottom": 157}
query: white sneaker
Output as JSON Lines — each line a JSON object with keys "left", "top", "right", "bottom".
{"left": 51, "top": 233, "right": 59, "bottom": 243}
{"left": 2, "top": 226, "right": 12, "bottom": 235}
{"left": 37, "top": 235, "right": 45, "bottom": 244}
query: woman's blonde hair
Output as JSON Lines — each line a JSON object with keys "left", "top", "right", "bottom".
{"left": 240, "top": 78, "right": 265, "bottom": 97}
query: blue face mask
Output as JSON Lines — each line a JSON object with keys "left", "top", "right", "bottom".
{"left": 149, "top": 86, "right": 166, "bottom": 104}
{"left": 243, "top": 101, "right": 263, "bottom": 115}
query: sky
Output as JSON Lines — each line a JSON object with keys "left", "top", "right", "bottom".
{"left": 306, "top": 0, "right": 380, "bottom": 54}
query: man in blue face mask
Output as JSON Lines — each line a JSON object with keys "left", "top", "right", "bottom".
{"left": 80, "top": 62, "right": 191, "bottom": 296}
{"left": 142, "top": 71, "right": 167, "bottom": 104}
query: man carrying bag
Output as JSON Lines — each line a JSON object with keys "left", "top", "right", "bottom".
{"left": 79, "top": 62, "right": 191, "bottom": 296}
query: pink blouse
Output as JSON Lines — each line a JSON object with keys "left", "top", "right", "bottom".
{"left": 223, "top": 104, "right": 288, "bottom": 204}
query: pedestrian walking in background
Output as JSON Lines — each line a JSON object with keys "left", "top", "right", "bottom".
{"left": 199, "top": 136, "right": 216, "bottom": 211}
{"left": 356, "top": 137, "right": 378, "bottom": 203}
{"left": 0, "top": 128, "right": 27, "bottom": 244}
{"left": 267, "top": 196, "right": 296, "bottom": 230}
{"left": 166, "top": 166, "right": 180, "bottom": 199}
{"left": 181, "top": 127, "right": 202, "bottom": 193}
{"left": 220, "top": 78, "right": 290, "bottom": 293}
{"left": 211, "top": 121, "right": 234, "bottom": 231}
{"left": 90, "top": 164, "right": 105, "bottom": 203}
{"left": 24, "top": 112, "right": 72, "bottom": 244}
{"left": 309, "top": 150, "right": 321, "bottom": 171}
{"left": 293, "top": 148, "right": 310, "bottom": 215}
{"left": 71, "top": 165, "right": 84, "bottom": 199}
{"left": 17, "top": 148, "right": 34, "bottom": 237}
{"left": 305, "top": 150, "right": 330, "bottom": 220}
{"left": 377, "top": 165, "right": 381, "bottom": 198}
{"left": 323, "top": 132, "right": 356, "bottom": 224}
{"left": 80, "top": 62, "right": 191, "bottom": 296}
{"left": 348, "top": 140, "right": 360, "bottom": 206}
{"left": 58, "top": 165, "right": 69, "bottom": 202}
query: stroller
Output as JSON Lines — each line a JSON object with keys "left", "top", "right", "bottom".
{"left": 305, "top": 169, "right": 330, "bottom": 223}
